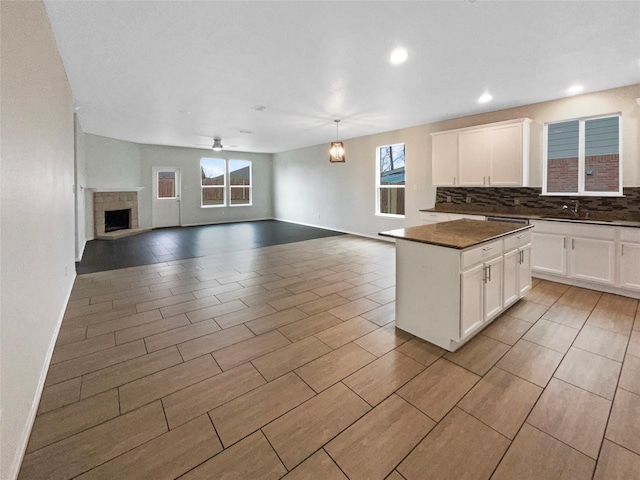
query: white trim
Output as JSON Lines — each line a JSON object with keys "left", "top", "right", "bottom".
{"left": 533, "top": 272, "right": 640, "bottom": 300}
{"left": 87, "top": 187, "right": 144, "bottom": 192}
{"left": 180, "top": 217, "right": 273, "bottom": 228}
{"left": 272, "top": 217, "right": 395, "bottom": 243}
{"left": 75, "top": 238, "right": 87, "bottom": 262}
{"left": 7, "top": 274, "right": 76, "bottom": 480}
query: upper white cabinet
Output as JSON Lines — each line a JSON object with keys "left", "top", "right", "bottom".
{"left": 431, "top": 132, "right": 459, "bottom": 186}
{"left": 431, "top": 118, "right": 531, "bottom": 187}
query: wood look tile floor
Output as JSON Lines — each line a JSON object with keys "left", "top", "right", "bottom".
{"left": 19, "top": 234, "right": 640, "bottom": 479}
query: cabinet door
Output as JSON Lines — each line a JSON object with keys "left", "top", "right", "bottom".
{"left": 432, "top": 132, "right": 459, "bottom": 186}
{"left": 458, "top": 129, "right": 490, "bottom": 186}
{"left": 484, "top": 256, "right": 504, "bottom": 321}
{"left": 619, "top": 243, "right": 640, "bottom": 291}
{"left": 461, "top": 263, "right": 484, "bottom": 339}
{"left": 503, "top": 249, "right": 520, "bottom": 308}
{"left": 531, "top": 232, "right": 567, "bottom": 276}
{"left": 489, "top": 123, "right": 523, "bottom": 186}
{"left": 569, "top": 237, "right": 615, "bottom": 285}
{"left": 518, "top": 244, "right": 532, "bottom": 297}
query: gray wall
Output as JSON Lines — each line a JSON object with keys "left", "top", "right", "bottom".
{"left": 82, "top": 134, "right": 273, "bottom": 236}
{"left": 273, "top": 85, "right": 640, "bottom": 232}
{"left": 1, "top": 2, "right": 76, "bottom": 478}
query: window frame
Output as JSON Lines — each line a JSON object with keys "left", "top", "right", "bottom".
{"left": 200, "top": 158, "right": 253, "bottom": 208}
{"left": 228, "top": 159, "right": 253, "bottom": 207}
{"left": 375, "top": 143, "right": 406, "bottom": 218}
{"left": 542, "top": 113, "right": 622, "bottom": 197}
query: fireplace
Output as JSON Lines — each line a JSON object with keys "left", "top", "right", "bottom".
{"left": 93, "top": 191, "right": 139, "bottom": 238}
{"left": 105, "top": 209, "right": 131, "bottom": 232}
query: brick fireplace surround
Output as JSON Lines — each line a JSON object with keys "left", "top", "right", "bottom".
{"left": 94, "top": 191, "right": 139, "bottom": 237}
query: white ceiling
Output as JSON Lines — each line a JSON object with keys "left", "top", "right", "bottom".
{"left": 44, "top": 1, "right": 640, "bottom": 154}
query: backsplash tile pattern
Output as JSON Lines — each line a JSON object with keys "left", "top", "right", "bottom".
{"left": 434, "top": 187, "right": 640, "bottom": 221}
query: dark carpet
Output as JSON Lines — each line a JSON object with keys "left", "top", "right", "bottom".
{"left": 76, "top": 220, "right": 344, "bottom": 274}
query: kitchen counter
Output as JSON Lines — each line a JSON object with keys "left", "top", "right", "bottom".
{"left": 380, "top": 219, "right": 533, "bottom": 249}
{"left": 382, "top": 220, "right": 533, "bottom": 352}
{"left": 420, "top": 207, "right": 640, "bottom": 228}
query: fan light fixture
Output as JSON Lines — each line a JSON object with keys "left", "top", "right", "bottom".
{"left": 329, "top": 120, "right": 345, "bottom": 163}
{"left": 212, "top": 138, "right": 223, "bottom": 151}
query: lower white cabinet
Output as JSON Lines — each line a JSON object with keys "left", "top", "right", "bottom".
{"left": 619, "top": 229, "right": 640, "bottom": 291}
{"left": 531, "top": 232, "right": 567, "bottom": 275}
{"left": 461, "top": 254, "right": 503, "bottom": 339}
{"left": 504, "top": 243, "right": 532, "bottom": 308}
{"left": 569, "top": 237, "right": 615, "bottom": 285}
{"left": 531, "top": 220, "right": 638, "bottom": 298}
{"left": 395, "top": 227, "right": 531, "bottom": 351}
{"left": 419, "top": 211, "right": 484, "bottom": 225}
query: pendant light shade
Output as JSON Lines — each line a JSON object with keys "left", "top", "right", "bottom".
{"left": 329, "top": 120, "right": 345, "bottom": 162}
{"left": 212, "top": 138, "right": 223, "bottom": 151}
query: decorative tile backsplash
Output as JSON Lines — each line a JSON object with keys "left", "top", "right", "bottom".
{"left": 434, "top": 187, "right": 640, "bottom": 221}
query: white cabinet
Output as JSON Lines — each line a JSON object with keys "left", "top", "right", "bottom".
{"left": 503, "top": 232, "right": 532, "bottom": 308}
{"left": 490, "top": 122, "right": 530, "bottom": 186}
{"left": 419, "top": 211, "right": 484, "bottom": 225}
{"left": 461, "top": 246, "right": 504, "bottom": 339}
{"left": 394, "top": 227, "right": 532, "bottom": 351}
{"left": 619, "top": 229, "right": 640, "bottom": 292}
{"left": 569, "top": 237, "right": 615, "bottom": 285}
{"left": 531, "top": 220, "right": 630, "bottom": 293}
{"left": 431, "top": 131, "right": 458, "bottom": 186}
{"left": 531, "top": 232, "right": 567, "bottom": 275}
{"left": 431, "top": 118, "right": 531, "bottom": 187}
{"left": 458, "top": 129, "right": 490, "bottom": 186}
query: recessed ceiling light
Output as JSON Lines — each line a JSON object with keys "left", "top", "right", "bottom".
{"left": 390, "top": 47, "right": 408, "bottom": 65}
{"left": 567, "top": 84, "right": 584, "bottom": 95}
{"left": 478, "top": 92, "right": 493, "bottom": 104}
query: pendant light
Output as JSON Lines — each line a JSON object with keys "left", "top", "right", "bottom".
{"left": 329, "top": 120, "right": 345, "bottom": 163}
{"left": 212, "top": 138, "right": 223, "bottom": 151}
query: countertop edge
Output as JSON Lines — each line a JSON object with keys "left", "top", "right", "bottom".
{"left": 419, "top": 208, "right": 640, "bottom": 228}
{"left": 379, "top": 222, "right": 533, "bottom": 250}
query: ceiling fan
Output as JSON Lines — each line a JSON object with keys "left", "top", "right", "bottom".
{"left": 195, "top": 136, "right": 238, "bottom": 150}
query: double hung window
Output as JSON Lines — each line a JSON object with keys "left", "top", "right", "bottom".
{"left": 201, "top": 158, "right": 252, "bottom": 207}
{"left": 376, "top": 143, "right": 405, "bottom": 216}
{"left": 544, "top": 115, "right": 621, "bottom": 196}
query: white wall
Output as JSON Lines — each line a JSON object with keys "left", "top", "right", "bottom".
{"left": 0, "top": 2, "right": 76, "bottom": 479}
{"left": 273, "top": 85, "right": 640, "bottom": 232}
{"left": 74, "top": 115, "right": 87, "bottom": 259}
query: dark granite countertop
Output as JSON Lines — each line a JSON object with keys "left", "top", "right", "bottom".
{"left": 420, "top": 207, "right": 640, "bottom": 228}
{"left": 379, "top": 219, "right": 533, "bottom": 249}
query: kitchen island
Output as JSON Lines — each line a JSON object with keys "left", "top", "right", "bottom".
{"left": 380, "top": 219, "right": 533, "bottom": 351}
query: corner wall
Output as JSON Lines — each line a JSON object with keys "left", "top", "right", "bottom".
{"left": 0, "top": 2, "right": 76, "bottom": 478}
{"left": 273, "top": 85, "right": 640, "bottom": 233}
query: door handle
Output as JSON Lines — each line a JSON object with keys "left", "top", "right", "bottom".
{"left": 487, "top": 265, "right": 492, "bottom": 282}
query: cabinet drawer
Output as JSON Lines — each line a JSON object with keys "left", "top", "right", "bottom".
{"left": 531, "top": 220, "right": 615, "bottom": 240}
{"left": 420, "top": 212, "right": 450, "bottom": 223}
{"left": 503, "top": 231, "right": 531, "bottom": 251}
{"left": 449, "top": 214, "right": 485, "bottom": 221}
{"left": 620, "top": 228, "right": 640, "bottom": 243}
{"left": 461, "top": 240, "right": 503, "bottom": 269}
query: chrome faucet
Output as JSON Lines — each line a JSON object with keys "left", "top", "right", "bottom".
{"left": 562, "top": 200, "right": 579, "bottom": 217}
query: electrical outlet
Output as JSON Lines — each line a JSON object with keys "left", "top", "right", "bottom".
{"left": 446, "top": 195, "right": 452, "bottom": 203}
{"left": 514, "top": 198, "right": 520, "bottom": 206}
{"left": 465, "top": 196, "right": 471, "bottom": 204}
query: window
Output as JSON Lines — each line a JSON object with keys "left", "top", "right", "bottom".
{"left": 376, "top": 143, "right": 405, "bottom": 216}
{"left": 229, "top": 159, "right": 252, "bottom": 205}
{"left": 157, "top": 170, "right": 177, "bottom": 199}
{"left": 201, "top": 158, "right": 252, "bottom": 207}
{"left": 544, "top": 114, "right": 621, "bottom": 196}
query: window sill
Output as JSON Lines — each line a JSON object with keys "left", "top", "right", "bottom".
{"left": 540, "top": 192, "right": 624, "bottom": 198}
{"left": 375, "top": 213, "right": 405, "bottom": 219}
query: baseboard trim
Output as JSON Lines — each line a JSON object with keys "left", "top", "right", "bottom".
{"left": 180, "top": 217, "right": 273, "bottom": 228}
{"left": 533, "top": 272, "right": 640, "bottom": 300}
{"left": 272, "top": 218, "right": 394, "bottom": 243}
{"left": 7, "top": 272, "right": 76, "bottom": 480}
